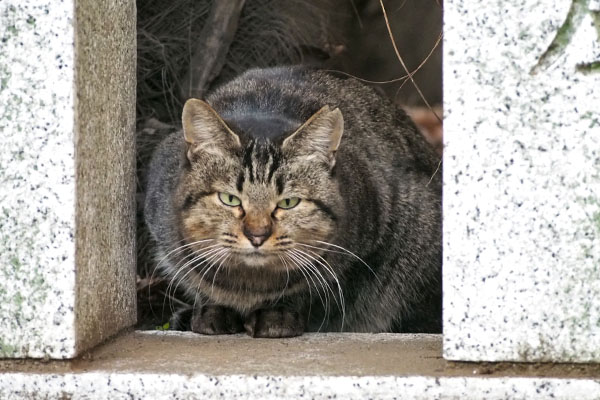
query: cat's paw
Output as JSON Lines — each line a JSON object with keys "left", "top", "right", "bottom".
{"left": 244, "top": 307, "right": 305, "bottom": 338}
{"left": 191, "top": 305, "right": 244, "bottom": 335}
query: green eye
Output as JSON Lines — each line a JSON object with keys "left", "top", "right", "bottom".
{"left": 277, "top": 197, "right": 300, "bottom": 209}
{"left": 218, "top": 192, "right": 241, "bottom": 207}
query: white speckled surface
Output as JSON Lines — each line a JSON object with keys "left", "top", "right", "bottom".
{"left": 2, "top": 373, "right": 600, "bottom": 400}
{"left": 1, "top": 332, "right": 599, "bottom": 399}
{"left": 443, "top": 0, "right": 600, "bottom": 362}
{"left": 0, "top": 1, "right": 77, "bottom": 358}
{"left": 0, "top": 0, "right": 137, "bottom": 358}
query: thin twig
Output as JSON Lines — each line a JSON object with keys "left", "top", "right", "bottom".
{"left": 322, "top": 69, "right": 410, "bottom": 84}
{"left": 349, "top": 0, "right": 364, "bottom": 30}
{"left": 379, "top": 0, "right": 442, "bottom": 124}
{"left": 395, "top": 30, "right": 443, "bottom": 98}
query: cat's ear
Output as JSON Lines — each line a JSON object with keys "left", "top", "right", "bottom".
{"left": 282, "top": 105, "right": 344, "bottom": 169}
{"left": 182, "top": 99, "right": 241, "bottom": 157}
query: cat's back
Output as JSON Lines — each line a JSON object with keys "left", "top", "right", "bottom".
{"left": 206, "top": 67, "right": 440, "bottom": 178}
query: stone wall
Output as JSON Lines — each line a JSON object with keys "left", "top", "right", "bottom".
{"left": 444, "top": 0, "right": 600, "bottom": 362}
{"left": 0, "top": 0, "right": 136, "bottom": 358}
{"left": 1, "top": 0, "right": 599, "bottom": 366}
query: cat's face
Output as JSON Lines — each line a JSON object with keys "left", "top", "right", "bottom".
{"left": 175, "top": 99, "right": 344, "bottom": 270}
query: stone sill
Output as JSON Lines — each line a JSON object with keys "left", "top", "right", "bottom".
{"left": 1, "top": 332, "right": 599, "bottom": 399}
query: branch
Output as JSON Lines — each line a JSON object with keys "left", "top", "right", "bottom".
{"left": 179, "top": 0, "right": 246, "bottom": 100}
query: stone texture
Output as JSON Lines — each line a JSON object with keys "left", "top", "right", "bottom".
{"left": 443, "top": 0, "right": 600, "bottom": 362}
{"left": 0, "top": 0, "right": 136, "bottom": 358}
{"left": 73, "top": 0, "right": 137, "bottom": 358}
{"left": 1, "top": 332, "right": 600, "bottom": 399}
{"left": 4, "top": 373, "right": 600, "bottom": 400}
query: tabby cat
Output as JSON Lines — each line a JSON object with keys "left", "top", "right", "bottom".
{"left": 144, "top": 66, "right": 442, "bottom": 337}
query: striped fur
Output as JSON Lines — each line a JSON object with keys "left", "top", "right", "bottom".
{"left": 144, "top": 67, "right": 442, "bottom": 335}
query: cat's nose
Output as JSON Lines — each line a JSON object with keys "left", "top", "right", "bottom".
{"left": 243, "top": 224, "right": 272, "bottom": 247}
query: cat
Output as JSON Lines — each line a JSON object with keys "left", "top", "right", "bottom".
{"left": 143, "top": 66, "right": 442, "bottom": 337}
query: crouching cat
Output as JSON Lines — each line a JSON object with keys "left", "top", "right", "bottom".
{"left": 144, "top": 67, "right": 442, "bottom": 337}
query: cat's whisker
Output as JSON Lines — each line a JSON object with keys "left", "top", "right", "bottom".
{"left": 283, "top": 252, "right": 315, "bottom": 319}
{"left": 290, "top": 250, "right": 332, "bottom": 306}
{"left": 153, "top": 241, "right": 220, "bottom": 302}
{"left": 165, "top": 246, "right": 226, "bottom": 315}
{"left": 148, "top": 238, "right": 216, "bottom": 319}
{"left": 283, "top": 252, "right": 322, "bottom": 330}
{"left": 287, "top": 251, "right": 327, "bottom": 311}
{"left": 290, "top": 249, "right": 339, "bottom": 329}
{"left": 292, "top": 249, "right": 341, "bottom": 305}
{"left": 194, "top": 248, "right": 229, "bottom": 291}
{"left": 162, "top": 253, "right": 205, "bottom": 318}
{"left": 210, "top": 250, "right": 232, "bottom": 296}
{"left": 174, "top": 248, "right": 229, "bottom": 315}
{"left": 162, "top": 243, "right": 223, "bottom": 290}
{"left": 293, "top": 248, "right": 346, "bottom": 331}
{"left": 286, "top": 250, "right": 330, "bottom": 331}
{"left": 156, "top": 239, "right": 217, "bottom": 271}
{"left": 302, "top": 241, "right": 382, "bottom": 287}
{"left": 274, "top": 255, "right": 290, "bottom": 305}
{"left": 191, "top": 290, "right": 203, "bottom": 321}
{"left": 166, "top": 245, "right": 224, "bottom": 300}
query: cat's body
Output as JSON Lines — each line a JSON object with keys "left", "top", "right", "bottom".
{"left": 144, "top": 67, "right": 442, "bottom": 336}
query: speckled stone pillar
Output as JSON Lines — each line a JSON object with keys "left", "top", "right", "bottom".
{"left": 0, "top": 0, "right": 136, "bottom": 358}
{"left": 444, "top": 0, "right": 600, "bottom": 362}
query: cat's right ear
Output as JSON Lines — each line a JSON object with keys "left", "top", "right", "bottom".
{"left": 282, "top": 105, "right": 344, "bottom": 170}
{"left": 182, "top": 99, "right": 241, "bottom": 158}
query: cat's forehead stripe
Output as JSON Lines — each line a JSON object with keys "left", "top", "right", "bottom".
{"left": 242, "top": 139, "right": 255, "bottom": 183}
{"left": 236, "top": 172, "right": 244, "bottom": 192}
{"left": 276, "top": 175, "right": 285, "bottom": 195}
{"left": 267, "top": 146, "right": 280, "bottom": 182}
{"left": 239, "top": 138, "right": 282, "bottom": 191}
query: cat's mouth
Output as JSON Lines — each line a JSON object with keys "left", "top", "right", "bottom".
{"left": 230, "top": 248, "right": 283, "bottom": 268}
{"left": 246, "top": 250, "right": 269, "bottom": 257}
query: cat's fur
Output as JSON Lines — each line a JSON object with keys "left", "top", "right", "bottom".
{"left": 144, "top": 67, "right": 442, "bottom": 337}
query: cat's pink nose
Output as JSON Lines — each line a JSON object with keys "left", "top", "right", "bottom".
{"left": 243, "top": 224, "right": 272, "bottom": 247}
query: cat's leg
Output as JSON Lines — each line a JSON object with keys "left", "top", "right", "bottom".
{"left": 191, "top": 304, "right": 244, "bottom": 335}
{"left": 244, "top": 303, "right": 307, "bottom": 338}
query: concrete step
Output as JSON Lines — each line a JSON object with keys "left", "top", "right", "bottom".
{"left": 1, "top": 332, "right": 599, "bottom": 399}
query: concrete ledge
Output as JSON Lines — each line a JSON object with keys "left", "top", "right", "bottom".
{"left": 1, "top": 332, "right": 599, "bottom": 399}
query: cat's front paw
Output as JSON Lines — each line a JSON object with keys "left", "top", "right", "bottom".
{"left": 244, "top": 307, "right": 305, "bottom": 338}
{"left": 191, "top": 305, "right": 244, "bottom": 335}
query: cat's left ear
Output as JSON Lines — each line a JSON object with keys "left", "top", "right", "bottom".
{"left": 282, "top": 105, "right": 344, "bottom": 169}
{"left": 182, "top": 98, "right": 241, "bottom": 157}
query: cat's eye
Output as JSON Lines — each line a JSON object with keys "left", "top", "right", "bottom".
{"left": 277, "top": 197, "right": 300, "bottom": 209}
{"left": 218, "top": 192, "right": 241, "bottom": 207}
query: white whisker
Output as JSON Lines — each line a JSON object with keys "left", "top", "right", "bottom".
{"left": 302, "top": 241, "right": 382, "bottom": 286}
{"left": 275, "top": 255, "right": 291, "bottom": 304}
{"left": 293, "top": 248, "right": 346, "bottom": 331}
{"left": 287, "top": 250, "right": 330, "bottom": 331}
{"left": 166, "top": 245, "right": 224, "bottom": 299}
{"left": 148, "top": 239, "right": 216, "bottom": 318}
{"left": 159, "top": 242, "right": 221, "bottom": 299}
{"left": 210, "top": 251, "right": 232, "bottom": 296}
{"left": 164, "top": 246, "right": 225, "bottom": 316}
{"left": 283, "top": 251, "right": 315, "bottom": 320}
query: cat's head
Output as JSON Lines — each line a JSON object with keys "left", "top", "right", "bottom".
{"left": 175, "top": 98, "right": 344, "bottom": 269}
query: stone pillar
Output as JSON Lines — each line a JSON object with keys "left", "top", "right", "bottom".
{"left": 444, "top": 0, "right": 600, "bottom": 362}
{"left": 0, "top": 0, "right": 136, "bottom": 358}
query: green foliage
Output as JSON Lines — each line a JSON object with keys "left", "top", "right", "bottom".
{"left": 155, "top": 322, "right": 170, "bottom": 331}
